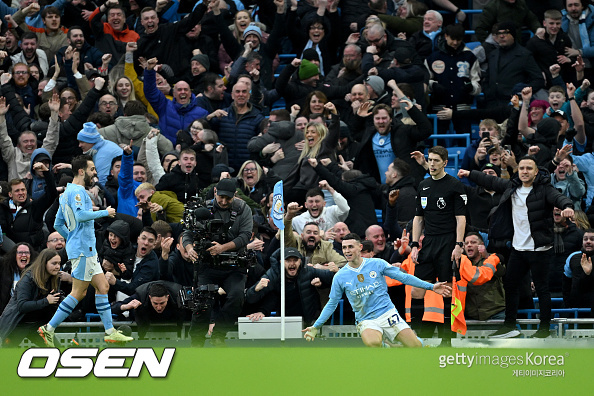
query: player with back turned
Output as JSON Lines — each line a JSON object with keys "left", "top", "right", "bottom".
{"left": 38, "top": 154, "right": 134, "bottom": 346}
{"left": 303, "top": 233, "right": 451, "bottom": 347}
{"left": 410, "top": 145, "right": 467, "bottom": 346}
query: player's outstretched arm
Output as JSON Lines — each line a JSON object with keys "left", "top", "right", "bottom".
{"left": 302, "top": 326, "right": 319, "bottom": 342}
{"left": 432, "top": 282, "right": 452, "bottom": 297}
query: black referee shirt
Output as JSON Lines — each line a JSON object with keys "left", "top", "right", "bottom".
{"left": 415, "top": 174, "right": 467, "bottom": 236}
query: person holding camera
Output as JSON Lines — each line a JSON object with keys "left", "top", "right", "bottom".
{"left": 0, "top": 249, "right": 63, "bottom": 347}
{"left": 182, "top": 178, "right": 253, "bottom": 347}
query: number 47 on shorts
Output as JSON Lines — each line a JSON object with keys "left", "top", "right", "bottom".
{"left": 388, "top": 313, "right": 400, "bottom": 326}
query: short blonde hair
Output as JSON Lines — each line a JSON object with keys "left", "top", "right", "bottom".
{"left": 135, "top": 182, "right": 156, "bottom": 197}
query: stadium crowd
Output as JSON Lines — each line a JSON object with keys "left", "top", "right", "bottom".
{"left": 1, "top": 0, "right": 594, "bottom": 345}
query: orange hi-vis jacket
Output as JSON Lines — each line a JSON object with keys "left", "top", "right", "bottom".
{"left": 390, "top": 255, "right": 445, "bottom": 322}
{"left": 397, "top": 253, "right": 501, "bottom": 325}
{"left": 452, "top": 254, "right": 501, "bottom": 334}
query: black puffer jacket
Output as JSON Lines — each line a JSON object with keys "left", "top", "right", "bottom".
{"left": 468, "top": 169, "right": 573, "bottom": 248}
{"left": 245, "top": 248, "right": 335, "bottom": 325}
{"left": 155, "top": 164, "right": 201, "bottom": 203}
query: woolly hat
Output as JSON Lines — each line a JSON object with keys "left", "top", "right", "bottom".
{"left": 211, "top": 163, "right": 235, "bottom": 179}
{"left": 529, "top": 99, "right": 549, "bottom": 110}
{"left": 496, "top": 21, "right": 517, "bottom": 39}
{"left": 191, "top": 54, "right": 210, "bottom": 71}
{"left": 159, "top": 64, "right": 175, "bottom": 80}
{"left": 365, "top": 75, "right": 385, "bottom": 95}
{"left": 77, "top": 122, "right": 103, "bottom": 144}
{"left": 299, "top": 59, "right": 320, "bottom": 81}
{"left": 339, "top": 121, "right": 351, "bottom": 138}
{"left": 481, "top": 163, "right": 501, "bottom": 177}
{"left": 243, "top": 23, "right": 262, "bottom": 40}
{"left": 393, "top": 46, "right": 415, "bottom": 65}
{"left": 535, "top": 117, "right": 561, "bottom": 145}
{"left": 161, "top": 150, "right": 179, "bottom": 163}
{"left": 302, "top": 48, "right": 320, "bottom": 62}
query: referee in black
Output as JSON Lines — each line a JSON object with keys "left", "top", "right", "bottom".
{"left": 410, "top": 146, "right": 467, "bottom": 346}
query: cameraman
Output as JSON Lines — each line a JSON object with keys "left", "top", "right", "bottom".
{"left": 182, "top": 178, "right": 253, "bottom": 347}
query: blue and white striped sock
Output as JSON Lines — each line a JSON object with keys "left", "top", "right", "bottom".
{"left": 95, "top": 294, "right": 114, "bottom": 333}
{"left": 49, "top": 295, "right": 79, "bottom": 329}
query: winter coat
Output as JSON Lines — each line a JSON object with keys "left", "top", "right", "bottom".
{"left": 52, "top": 87, "right": 103, "bottom": 164}
{"left": 0, "top": 110, "right": 59, "bottom": 181}
{"left": 426, "top": 37, "right": 481, "bottom": 108}
{"left": 27, "top": 148, "right": 53, "bottom": 200}
{"left": 245, "top": 248, "right": 334, "bottom": 324}
{"left": 0, "top": 271, "right": 56, "bottom": 343}
{"left": 56, "top": 41, "right": 103, "bottom": 74}
{"left": 99, "top": 219, "right": 135, "bottom": 280}
{"left": 385, "top": 175, "right": 418, "bottom": 226}
{"left": 468, "top": 170, "right": 573, "bottom": 248}
{"left": 561, "top": 5, "right": 594, "bottom": 59}
{"left": 111, "top": 250, "right": 160, "bottom": 296}
{"left": 136, "top": 4, "right": 208, "bottom": 77}
{"left": 247, "top": 120, "right": 303, "bottom": 179}
{"left": 89, "top": 8, "right": 140, "bottom": 67}
{"left": 143, "top": 69, "right": 208, "bottom": 143}
{"left": 13, "top": 9, "right": 68, "bottom": 60}
{"left": 484, "top": 43, "right": 545, "bottom": 104}
{"left": 99, "top": 115, "right": 172, "bottom": 155}
{"left": 164, "top": 249, "right": 193, "bottom": 287}
{"left": 150, "top": 191, "right": 184, "bottom": 223}
{"left": 284, "top": 114, "right": 340, "bottom": 192}
{"left": 475, "top": 0, "right": 541, "bottom": 43}
{"left": 353, "top": 106, "right": 432, "bottom": 187}
{"left": 209, "top": 103, "right": 264, "bottom": 170}
{"left": 465, "top": 256, "right": 506, "bottom": 321}
{"left": 91, "top": 138, "right": 124, "bottom": 186}
{"left": 0, "top": 170, "right": 57, "bottom": 250}
{"left": 215, "top": 11, "right": 285, "bottom": 89}
{"left": 283, "top": 216, "right": 347, "bottom": 267}
{"left": 155, "top": 164, "right": 201, "bottom": 203}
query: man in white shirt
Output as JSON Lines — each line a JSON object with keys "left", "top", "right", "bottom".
{"left": 290, "top": 182, "right": 350, "bottom": 234}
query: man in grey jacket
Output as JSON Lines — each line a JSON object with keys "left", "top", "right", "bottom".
{"left": 182, "top": 178, "right": 254, "bottom": 347}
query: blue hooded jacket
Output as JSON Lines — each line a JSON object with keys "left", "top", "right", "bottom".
{"left": 29, "top": 148, "right": 52, "bottom": 200}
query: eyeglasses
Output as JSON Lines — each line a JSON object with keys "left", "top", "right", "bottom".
{"left": 14, "top": 71, "right": 29, "bottom": 75}
{"left": 17, "top": 251, "right": 31, "bottom": 255}
{"left": 309, "top": 25, "right": 324, "bottom": 31}
{"left": 496, "top": 30, "right": 511, "bottom": 36}
{"left": 99, "top": 101, "right": 117, "bottom": 106}
{"left": 243, "top": 168, "right": 257, "bottom": 173}
{"left": 367, "top": 36, "right": 384, "bottom": 45}
{"left": 48, "top": 238, "right": 65, "bottom": 243}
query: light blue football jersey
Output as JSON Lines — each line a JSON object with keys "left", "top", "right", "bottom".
{"left": 54, "top": 183, "right": 108, "bottom": 260}
{"left": 313, "top": 258, "right": 434, "bottom": 328}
